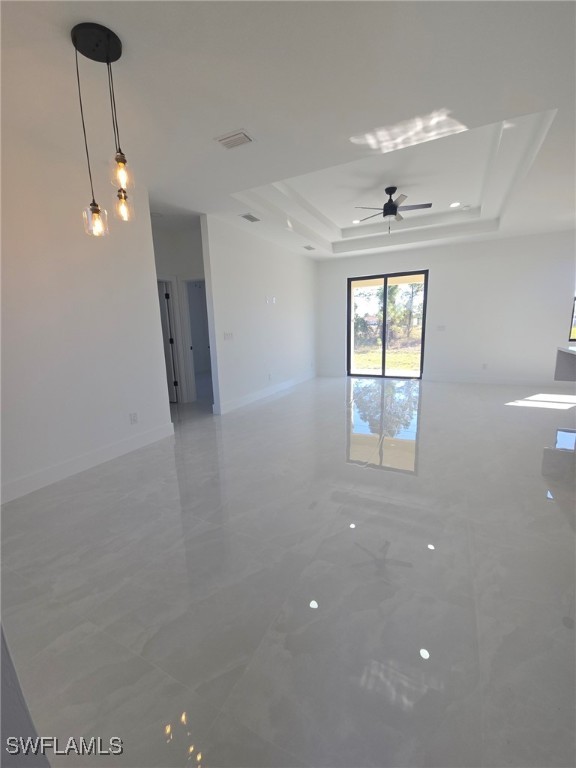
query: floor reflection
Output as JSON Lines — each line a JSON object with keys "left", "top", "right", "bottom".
{"left": 347, "top": 378, "right": 421, "bottom": 473}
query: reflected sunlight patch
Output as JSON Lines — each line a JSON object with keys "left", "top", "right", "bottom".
{"left": 350, "top": 109, "right": 467, "bottom": 153}
{"left": 506, "top": 393, "right": 576, "bottom": 410}
{"left": 506, "top": 401, "right": 574, "bottom": 410}
{"left": 526, "top": 394, "right": 576, "bottom": 404}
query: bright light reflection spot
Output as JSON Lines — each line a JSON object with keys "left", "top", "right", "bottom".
{"left": 556, "top": 430, "right": 576, "bottom": 451}
{"left": 188, "top": 746, "right": 195, "bottom": 754}
{"left": 449, "top": 202, "right": 461, "bottom": 208}
{"left": 309, "top": 600, "right": 319, "bottom": 609}
{"left": 420, "top": 648, "right": 430, "bottom": 659}
{"left": 350, "top": 523, "right": 356, "bottom": 529}
{"left": 350, "top": 109, "right": 467, "bottom": 153}
{"left": 427, "top": 544, "right": 435, "bottom": 550}
{"left": 506, "top": 400, "right": 574, "bottom": 410}
{"left": 181, "top": 712, "right": 187, "bottom": 725}
{"left": 352, "top": 219, "right": 361, "bottom": 224}
{"left": 546, "top": 490, "right": 554, "bottom": 500}
{"left": 527, "top": 393, "right": 576, "bottom": 404}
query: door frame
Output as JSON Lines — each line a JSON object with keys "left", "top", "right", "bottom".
{"left": 346, "top": 269, "right": 429, "bottom": 379}
{"left": 157, "top": 276, "right": 195, "bottom": 403}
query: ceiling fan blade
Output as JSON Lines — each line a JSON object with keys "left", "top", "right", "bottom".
{"left": 397, "top": 203, "right": 432, "bottom": 211}
{"left": 355, "top": 206, "right": 382, "bottom": 210}
{"left": 394, "top": 194, "right": 407, "bottom": 206}
{"left": 359, "top": 212, "right": 382, "bottom": 222}
{"left": 395, "top": 213, "right": 404, "bottom": 222}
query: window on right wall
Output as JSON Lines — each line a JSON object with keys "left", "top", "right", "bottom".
{"left": 569, "top": 297, "right": 576, "bottom": 342}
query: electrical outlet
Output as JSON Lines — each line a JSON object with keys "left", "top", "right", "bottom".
{"left": 129, "top": 412, "right": 138, "bottom": 425}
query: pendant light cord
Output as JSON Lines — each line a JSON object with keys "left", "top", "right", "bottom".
{"left": 107, "top": 62, "right": 122, "bottom": 153}
{"left": 75, "top": 48, "right": 95, "bottom": 204}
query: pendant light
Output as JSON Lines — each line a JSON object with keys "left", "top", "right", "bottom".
{"left": 71, "top": 23, "right": 134, "bottom": 234}
{"left": 107, "top": 56, "right": 134, "bottom": 221}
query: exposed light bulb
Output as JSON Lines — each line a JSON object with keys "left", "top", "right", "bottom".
{"left": 111, "top": 151, "right": 133, "bottom": 189}
{"left": 118, "top": 165, "right": 128, "bottom": 188}
{"left": 93, "top": 216, "right": 104, "bottom": 236}
{"left": 83, "top": 202, "right": 108, "bottom": 237}
{"left": 115, "top": 189, "right": 133, "bottom": 222}
{"left": 117, "top": 199, "right": 129, "bottom": 221}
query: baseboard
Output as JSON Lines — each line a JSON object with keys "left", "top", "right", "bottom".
{"left": 218, "top": 373, "right": 314, "bottom": 414}
{"left": 1, "top": 422, "right": 175, "bottom": 504}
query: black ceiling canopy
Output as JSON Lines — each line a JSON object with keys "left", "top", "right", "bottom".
{"left": 71, "top": 22, "right": 122, "bottom": 63}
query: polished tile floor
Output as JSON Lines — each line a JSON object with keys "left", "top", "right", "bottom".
{"left": 2, "top": 378, "right": 575, "bottom": 768}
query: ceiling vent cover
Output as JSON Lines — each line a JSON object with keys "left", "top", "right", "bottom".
{"left": 216, "top": 130, "right": 253, "bottom": 149}
{"left": 240, "top": 213, "right": 260, "bottom": 223}
{"left": 303, "top": 245, "right": 316, "bottom": 251}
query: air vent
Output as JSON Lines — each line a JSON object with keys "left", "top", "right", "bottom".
{"left": 216, "top": 130, "right": 253, "bottom": 149}
{"left": 303, "top": 245, "right": 316, "bottom": 251}
{"left": 240, "top": 213, "right": 260, "bottom": 223}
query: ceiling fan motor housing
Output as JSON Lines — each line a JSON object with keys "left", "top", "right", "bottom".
{"left": 383, "top": 186, "right": 398, "bottom": 217}
{"left": 383, "top": 201, "right": 397, "bottom": 217}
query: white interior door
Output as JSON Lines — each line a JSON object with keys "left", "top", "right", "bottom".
{"left": 186, "top": 280, "right": 213, "bottom": 402}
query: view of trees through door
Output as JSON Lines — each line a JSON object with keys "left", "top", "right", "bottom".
{"left": 348, "top": 271, "right": 428, "bottom": 378}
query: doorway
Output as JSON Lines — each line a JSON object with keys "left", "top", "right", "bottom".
{"left": 186, "top": 280, "right": 213, "bottom": 403}
{"left": 347, "top": 270, "right": 428, "bottom": 378}
{"left": 157, "top": 280, "right": 180, "bottom": 403}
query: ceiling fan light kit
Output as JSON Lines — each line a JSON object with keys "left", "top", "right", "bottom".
{"left": 355, "top": 185, "right": 432, "bottom": 232}
{"left": 71, "top": 22, "right": 134, "bottom": 237}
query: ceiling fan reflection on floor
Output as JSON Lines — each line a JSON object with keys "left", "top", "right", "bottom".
{"left": 355, "top": 186, "right": 432, "bottom": 232}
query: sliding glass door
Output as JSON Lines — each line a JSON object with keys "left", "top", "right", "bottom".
{"left": 347, "top": 270, "right": 428, "bottom": 378}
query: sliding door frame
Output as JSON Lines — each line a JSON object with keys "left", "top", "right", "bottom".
{"left": 346, "top": 269, "right": 429, "bottom": 379}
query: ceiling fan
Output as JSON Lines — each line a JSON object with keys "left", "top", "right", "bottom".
{"left": 355, "top": 186, "right": 432, "bottom": 223}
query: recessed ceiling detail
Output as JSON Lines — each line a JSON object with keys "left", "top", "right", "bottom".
{"left": 233, "top": 109, "right": 557, "bottom": 257}
{"left": 5, "top": 2, "right": 573, "bottom": 260}
{"left": 240, "top": 213, "right": 260, "bottom": 222}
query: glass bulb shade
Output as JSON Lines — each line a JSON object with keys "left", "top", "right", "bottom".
{"left": 110, "top": 154, "right": 134, "bottom": 189}
{"left": 83, "top": 204, "right": 109, "bottom": 237}
{"left": 115, "top": 191, "right": 134, "bottom": 222}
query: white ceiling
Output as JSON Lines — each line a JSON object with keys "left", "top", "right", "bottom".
{"left": 3, "top": 1, "right": 575, "bottom": 257}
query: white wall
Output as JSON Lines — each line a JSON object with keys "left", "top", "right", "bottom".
{"left": 201, "top": 216, "right": 316, "bottom": 413}
{"left": 151, "top": 220, "right": 204, "bottom": 280}
{"left": 316, "top": 230, "right": 575, "bottom": 385}
{"left": 1, "top": 147, "right": 173, "bottom": 503}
